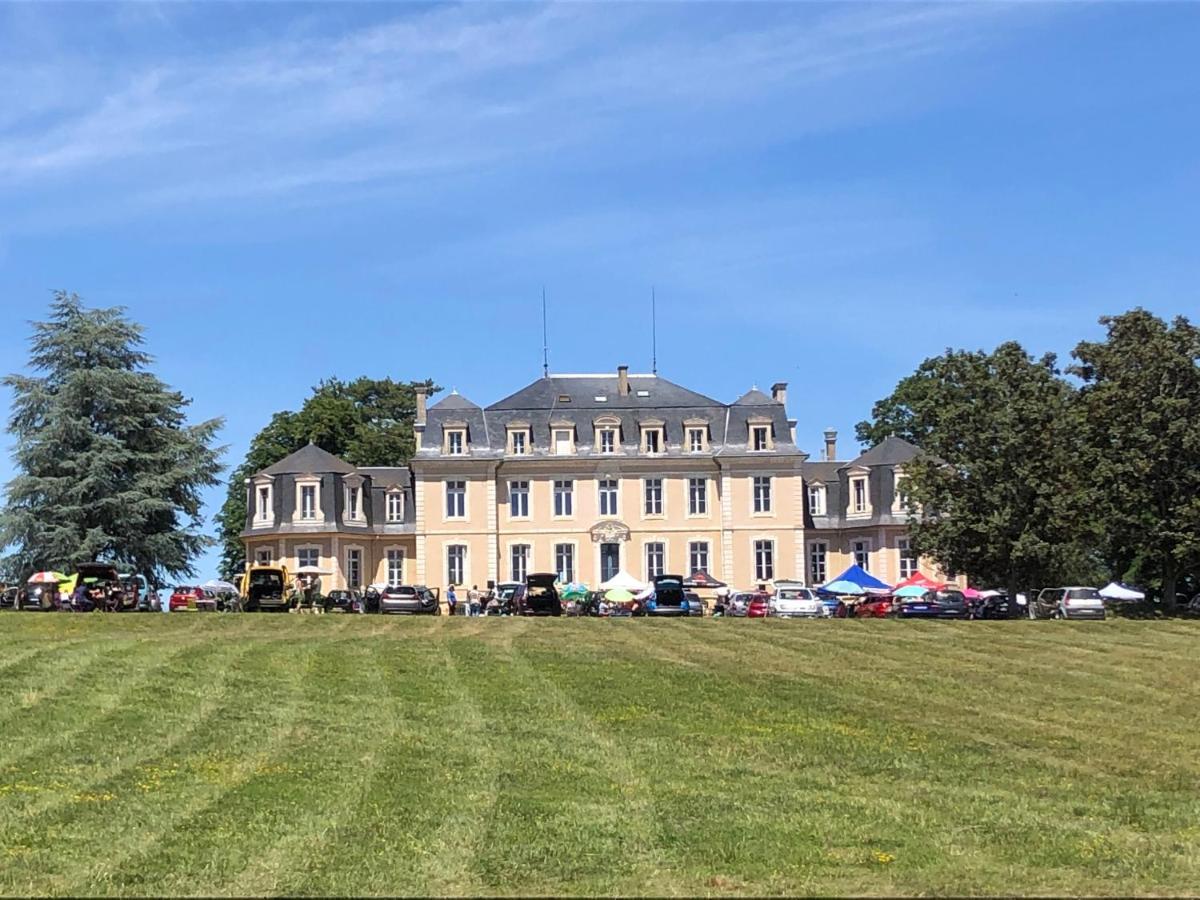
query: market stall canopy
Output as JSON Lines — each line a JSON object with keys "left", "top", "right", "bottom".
{"left": 1100, "top": 582, "right": 1145, "bottom": 601}
{"left": 27, "top": 571, "right": 68, "bottom": 585}
{"left": 682, "top": 571, "right": 727, "bottom": 589}
{"left": 820, "top": 579, "right": 865, "bottom": 596}
{"left": 203, "top": 579, "right": 239, "bottom": 594}
{"left": 892, "top": 572, "right": 942, "bottom": 591}
{"left": 599, "top": 571, "right": 645, "bottom": 592}
{"left": 823, "top": 564, "right": 891, "bottom": 593}
{"left": 893, "top": 585, "right": 929, "bottom": 598}
{"left": 962, "top": 587, "right": 982, "bottom": 599}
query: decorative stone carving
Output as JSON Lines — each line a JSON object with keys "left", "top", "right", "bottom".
{"left": 589, "top": 520, "right": 631, "bottom": 543}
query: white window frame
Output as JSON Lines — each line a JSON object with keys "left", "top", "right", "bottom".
{"left": 447, "top": 544, "right": 467, "bottom": 586}
{"left": 807, "top": 484, "right": 826, "bottom": 516}
{"left": 645, "top": 541, "right": 666, "bottom": 580}
{"left": 643, "top": 477, "right": 664, "bottom": 517}
{"left": 509, "top": 428, "right": 529, "bottom": 456}
{"left": 853, "top": 539, "right": 872, "bottom": 572}
{"left": 253, "top": 483, "right": 274, "bottom": 528}
{"left": 850, "top": 475, "right": 870, "bottom": 516}
{"left": 344, "top": 483, "right": 365, "bottom": 525}
{"left": 553, "top": 479, "right": 574, "bottom": 518}
{"left": 445, "top": 429, "right": 466, "bottom": 456}
{"left": 510, "top": 543, "right": 531, "bottom": 583}
{"left": 752, "top": 475, "right": 773, "bottom": 515}
{"left": 641, "top": 427, "right": 664, "bottom": 455}
{"left": 445, "top": 480, "right": 466, "bottom": 519}
{"left": 754, "top": 539, "right": 775, "bottom": 583}
{"left": 386, "top": 547, "right": 405, "bottom": 587}
{"left": 898, "top": 537, "right": 917, "bottom": 580}
{"left": 296, "top": 545, "right": 320, "bottom": 570}
{"left": 751, "top": 425, "right": 771, "bottom": 452}
{"left": 688, "top": 540, "right": 710, "bottom": 576}
{"left": 509, "top": 480, "right": 530, "bottom": 519}
{"left": 808, "top": 541, "right": 828, "bottom": 585}
{"left": 599, "top": 429, "right": 617, "bottom": 454}
{"left": 554, "top": 543, "right": 576, "bottom": 584}
{"left": 255, "top": 547, "right": 273, "bottom": 566}
{"left": 345, "top": 546, "right": 363, "bottom": 589}
{"left": 598, "top": 479, "right": 619, "bottom": 517}
{"left": 687, "top": 427, "right": 706, "bottom": 453}
{"left": 553, "top": 427, "right": 574, "bottom": 456}
{"left": 294, "top": 477, "right": 322, "bottom": 523}
{"left": 687, "top": 477, "right": 708, "bottom": 517}
{"left": 386, "top": 490, "right": 405, "bottom": 523}
{"left": 893, "top": 472, "right": 909, "bottom": 513}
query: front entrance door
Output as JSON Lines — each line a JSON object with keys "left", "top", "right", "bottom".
{"left": 600, "top": 543, "right": 620, "bottom": 583}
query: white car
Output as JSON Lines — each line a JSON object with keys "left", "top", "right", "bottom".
{"left": 769, "top": 582, "right": 826, "bottom": 618}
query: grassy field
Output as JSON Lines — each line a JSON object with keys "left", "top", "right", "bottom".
{"left": 1, "top": 615, "right": 1198, "bottom": 897}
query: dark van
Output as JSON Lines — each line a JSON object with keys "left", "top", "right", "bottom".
{"left": 519, "top": 574, "right": 562, "bottom": 616}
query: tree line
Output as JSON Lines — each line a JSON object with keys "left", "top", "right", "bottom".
{"left": 856, "top": 309, "right": 1200, "bottom": 610}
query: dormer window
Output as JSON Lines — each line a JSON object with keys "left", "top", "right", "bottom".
{"left": 386, "top": 489, "right": 405, "bottom": 523}
{"left": 687, "top": 427, "right": 707, "bottom": 453}
{"left": 252, "top": 479, "right": 274, "bottom": 528}
{"left": 257, "top": 487, "right": 271, "bottom": 519}
{"left": 301, "top": 485, "right": 316, "bottom": 518}
{"left": 594, "top": 416, "right": 620, "bottom": 454}
{"left": 552, "top": 426, "right": 575, "bottom": 456}
{"left": 600, "top": 429, "right": 616, "bottom": 453}
{"left": 446, "top": 429, "right": 466, "bottom": 455}
{"left": 293, "top": 476, "right": 323, "bottom": 524}
{"left": 893, "top": 471, "right": 909, "bottom": 512}
{"left": 510, "top": 430, "right": 527, "bottom": 456}
{"left": 641, "top": 423, "right": 664, "bottom": 455}
{"left": 808, "top": 483, "right": 826, "bottom": 516}
{"left": 751, "top": 425, "right": 771, "bottom": 452}
{"left": 347, "top": 486, "right": 362, "bottom": 521}
{"left": 850, "top": 475, "right": 870, "bottom": 515}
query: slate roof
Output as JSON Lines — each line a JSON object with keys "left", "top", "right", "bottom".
{"left": 802, "top": 436, "right": 920, "bottom": 530}
{"left": 847, "top": 435, "right": 919, "bottom": 469}
{"left": 261, "top": 443, "right": 357, "bottom": 476}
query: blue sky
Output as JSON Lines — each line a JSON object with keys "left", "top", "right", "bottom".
{"left": 1, "top": 2, "right": 1197, "bottom": 580}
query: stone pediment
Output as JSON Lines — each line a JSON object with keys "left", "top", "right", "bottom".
{"left": 589, "top": 520, "right": 631, "bottom": 543}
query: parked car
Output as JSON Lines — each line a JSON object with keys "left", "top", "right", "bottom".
{"left": 968, "top": 590, "right": 1025, "bottom": 620}
{"left": 1029, "top": 587, "right": 1106, "bottom": 620}
{"left": 362, "top": 585, "right": 383, "bottom": 614}
{"left": 853, "top": 595, "right": 896, "bottom": 618}
{"left": 241, "top": 565, "right": 291, "bottom": 612}
{"left": 0, "top": 586, "right": 16, "bottom": 609}
{"left": 746, "top": 593, "right": 770, "bottom": 618}
{"left": 899, "top": 588, "right": 968, "bottom": 619}
{"left": 121, "top": 574, "right": 159, "bottom": 612}
{"left": 646, "top": 574, "right": 689, "bottom": 617}
{"left": 379, "top": 585, "right": 440, "bottom": 615}
{"left": 518, "top": 573, "right": 562, "bottom": 616}
{"left": 323, "top": 589, "right": 362, "bottom": 613}
{"left": 684, "top": 591, "right": 707, "bottom": 617}
{"left": 726, "top": 591, "right": 756, "bottom": 617}
{"left": 769, "top": 581, "right": 826, "bottom": 618}
{"left": 169, "top": 586, "right": 211, "bottom": 612}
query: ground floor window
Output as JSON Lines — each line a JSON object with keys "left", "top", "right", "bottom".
{"left": 645, "top": 542, "right": 665, "bottom": 580}
{"left": 346, "top": 549, "right": 362, "bottom": 589}
{"left": 297, "top": 547, "right": 319, "bottom": 570}
{"left": 809, "top": 542, "right": 827, "bottom": 585}
{"left": 255, "top": 548, "right": 273, "bottom": 566}
{"left": 600, "top": 543, "right": 620, "bottom": 583}
{"left": 688, "top": 541, "right": 709, "bottom": 576}
{"left": 510, "top": 544, "right": 530, "bottom": 583}
{"left": 386, "top": 549, "right": 404, "bottom": 587}
{"left": 555, "top": 544, "right": 575, "bottom": 583}
{"left": 754, "top": 540, "right": 775, "bottom": 582}
{"left": 898, "top": 537, "right": 917, "bottom": 579}
{"left": 853, "top": 539, "right": 871, "bottom": 572}
{"left": 447, "top": 545, "right": 466, "bottom": 586}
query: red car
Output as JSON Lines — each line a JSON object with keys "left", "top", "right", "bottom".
{"left": 169, "top": 586, "right": 214, "bottom": 612}
{"left": 853, "top": 595, "right": 897, "bottom": 618}
{"left": 747, "top": 593, "right": 770, "bottom": 618}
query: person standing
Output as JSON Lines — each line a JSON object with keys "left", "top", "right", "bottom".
{"left": 447, "top": 585, "right": 458, "bottom": 617}
{"left": 468, "top": 585, "right": 481, "bottom": 617}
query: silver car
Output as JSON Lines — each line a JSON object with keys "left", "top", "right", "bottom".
{"left": 1029, "top": 587, "right": 1106, "bottom": 620}
{"left": 769, "top": 582, "right": 826, "bottom": 618}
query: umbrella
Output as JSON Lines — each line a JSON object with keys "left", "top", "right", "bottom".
{"left": 894, "top": 585, "right": 929, "bottom": 598}
{"left": 1100, "top": 582, "right": 1144, "bottom": 601}
{"left": 561, "top": 583, "right": 589, "bottom": 600}
{"left": 203, "top": 579, "right": 239, "bottom": 594}
{"left": 962, "top": 588, "right": 982, "bottom": 600}
{"left": 27, "top": 571, "right": 67, "bottom": 585}
{"left": 604, "top": 588, "right": 634, "bottom": 603}
{"left": 820, "top": 579, "right": 865, "bottom": 595}
{"left": 599, "top": 571, "right": 645, "bottom": 592}
{"left": 295, "top": 565, "right": 330, "bottom": 576}
{"left": 682, "top": 571, "right": 727, "bottom": 589}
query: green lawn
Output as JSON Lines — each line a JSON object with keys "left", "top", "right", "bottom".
{"left": 1, "top": 615, "right": 1198, "bottom": 897}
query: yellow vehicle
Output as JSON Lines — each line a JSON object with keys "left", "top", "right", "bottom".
{"left": 240, "top": 564, "right": 291, "bottom": 612}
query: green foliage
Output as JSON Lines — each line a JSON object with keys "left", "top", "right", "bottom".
{"left": 1068, "top": 310, "right": 1200, "bottom": 608}
{"left": 1, "top": 292, "right": 224, "bottom": 583}
{"left": 215, "top": 376, "right": 438, "bottom": 579}
{"left": 858, "top": 342, "right": 1101, "bottom": 592}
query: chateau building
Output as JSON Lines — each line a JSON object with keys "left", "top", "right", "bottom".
{"left": 241, "top": 368, "right": 937, "bottom": 591}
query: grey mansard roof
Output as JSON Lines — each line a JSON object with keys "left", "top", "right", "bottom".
{"left": 261, "top": 443, "right": 357, "bottom": 476}
{"left": 418, "top": 373, "right": 802, "bottom": 459}
{"left": 802, "top": 436, "right": 921, "bottom": 530}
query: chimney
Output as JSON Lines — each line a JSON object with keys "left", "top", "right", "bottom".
{"left": 617, "top": 365, "right": 630, "bottom": 397}
{"left": 415, "top": 388, "right": 427, "bottom": 426}
{"left": 823, "top": 428, "right": 837, "bottom": 462}
{"left": 771, "top": 382, "right": 788, "bottom": 407}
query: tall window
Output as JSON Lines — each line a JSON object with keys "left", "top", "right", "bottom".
{"left": 447, "top": 430, "right": 465, "bottom": 455}
{"left": 510, "top": 430, "right": 527, "bottom": 455}
{"left": 554, "top": 429, "right": 573, "bottom": 455}
{"left": 853, "top": 539, "right": 871, "bottom": 571}
{"left": 688, "top": 478, "right": 708, "bottom": 515}
{"left": 257, "top": 486, "right": 271, "bottom": 520}
{"left": 898, "top": 538, "right": 917, "bottom": 579}
{"left": 599, "top": 429, "right": 616, "bottom": 454}
{"left": 644, "top": 478, "right": 663, "bottom": 516}
{"left": 346, "top": 549, "right": 362, "bottom": 589}
{"left": 753, "top": 476, "right": 772, "bottom": 513}
{"left": 642, "top": 428, "right": 662, "bottom": 454}
{"left": 808, "top": 484, "right": 825, "bottom": 516}
{"left": 754, "top": 540, "right": 775, "bottom": 582}
{"left": 386, "top": 549, "right": 404, "bottom": 587}
{"left": 255, "top": 548, "right": 273, "bottom": 565}
{"left": 553, "top": 480, "right": 574, "bottom": 517}
{"left": 509, "top": 480, "right": 529, "bottom": 518}
{"left": 300, "top": 485, "right": 317, "bottom": 519}
{"left": 510, "top": 544, "right": 530, "bottom": 582}
{"left": 688, "top": 427, "right": 706, "bottom": 453}
{"left": 555, "top": 544, "right": 575, "bottom": 583}
{"left": 894, "top": 476, "right": 910, "bottom": 512}
{"left": 447, "top": 545, "right": 466, "bottom": 585}
{"left": 752, "top": 426, "right": 770, "bottom": 452}
{"left": 346, "top": 485, "right": 362, "bottom": 521}
{"left": 689, "top": 541, "right": 710, "bottom": 575}
{"left": 809, "top": 542, "right": 827, "bottom": 585}
{"left": 852, "top": 477, "right": 868, "bottom": 514}
{"left": 445, "top": 480, "right": 466, "bottom": 518}
{"left": 297, "top": 547, "right": 319, "bottom": 569}
{"left": 386, "top": 491, "right": 404, "bottom": 523}
{"left": 598, "top": 479, "right": 618, "bottom": 517}
{"left": 645, "top": 542, "right": 665, "bottom": 579}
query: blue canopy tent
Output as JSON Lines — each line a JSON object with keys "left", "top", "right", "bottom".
{"left": 820, "top": 564, "right": 891, "bottom": 594}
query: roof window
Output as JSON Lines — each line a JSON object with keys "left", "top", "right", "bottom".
{"left": 636, "top": 390, "right": 650, "bottom": 397}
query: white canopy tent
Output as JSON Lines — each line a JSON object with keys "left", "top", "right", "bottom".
{"left": 202, "top": 579, "right": 239, "bottom": 594}
{"left": 1100, "top": 582, "right": 1145, "bottom": 601}
{"left": 600, "top": 571, "right": 646, "bottom": 592}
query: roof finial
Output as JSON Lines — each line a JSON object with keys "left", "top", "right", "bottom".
{"left": 651, "top": 285, "right": 658, "bottom": 376}
{"left": 542, "top": 286, "right": 550, "bottom": 378}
